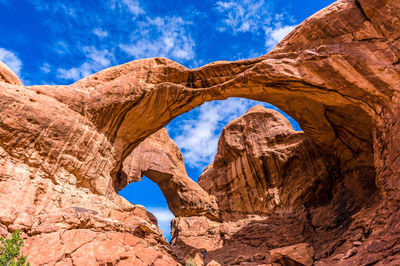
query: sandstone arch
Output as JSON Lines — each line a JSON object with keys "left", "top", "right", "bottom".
{"left": 27, "top": 0, "right": 397, "bottom": 202}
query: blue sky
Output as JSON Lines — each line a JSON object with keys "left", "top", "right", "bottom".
{"left": 0, "top": 0, "right": 335, "bottom": 239}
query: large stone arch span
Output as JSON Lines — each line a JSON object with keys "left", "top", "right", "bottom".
{"left": 29, "top": 0, "right": 399, "bottom": 201}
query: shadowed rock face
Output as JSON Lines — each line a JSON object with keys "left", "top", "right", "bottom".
{"left": 0, "top": 0, "right": 399, "bottom": 264}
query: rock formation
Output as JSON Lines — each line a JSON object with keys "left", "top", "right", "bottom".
{"left": 198, "top": 105, "right": 332, "bottom": 220}
{"left": 171, "top": 106, "right": 352, "bottom": 265}
{"left": 120, "top": 128, "right": 219, "bottom": 220}
{"left": 0, "top": 0, "right": 399, "bottom": 265}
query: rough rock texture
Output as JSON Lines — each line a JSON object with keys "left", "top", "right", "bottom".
{"left": 0, "top": 135, "right": 178, "bottom": 265}
{"left": 0, "top": 0, "right": 399, "bottom": 265}
{"left": 198, "top": 105, "right": 332, "bottom": 220}
{"left": 120, "top": 128, "right": 219, "bottom": 220}
{"left": 22, "top": 207, "right": 176, "bottom": 266}
{"left": 0, "top": 79, "right": 179, "bottom": 264}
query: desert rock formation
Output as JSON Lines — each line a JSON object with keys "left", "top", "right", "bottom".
{"left": 0, "top": 0, "right": 399, "bottom": 265}
{"left": 171, "top": 106, "right": 352, "bottom": 265}
{"left": 198, "top": 105, "right": 332, "bottom": 220}
{"left": 120, "top": 128, "right": 220, "bottom": 220}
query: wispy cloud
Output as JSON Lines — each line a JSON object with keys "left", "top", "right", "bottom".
{"left": 29, "top": 0, "right": 199, "bottom": 82}
{"left": 109, "top": 0, "right": 145, "bottom": 16}
{"left": 215, "top": 0, "right": 271, "bottom": 34}
{"left": 83, "top": 46, "right": 114, "bottom": 67}
{"left": 32, "top": 0, "right": 77, "bottom": 16}
{"left": 57, "top": 46, "right": 115, "bottom": 81}
{"left": 119, "top": 16, "right": 195, "bottom": 61}
{"left": 93, "top": 28, "right": 109, "bottom": 38}
{"left": 40, "top": 63, "right": 51, "bottom": 73}
{"left": 215, "top": 0, "right": 296, "bottom": 51}
{"left": 0, "top": 47, "right": 22, "bottom": 76}
{"left": 51, "top": 41, "right": 71, "bottom": 56}
{"left": 122, "top": 0, "right": 145, "bottom": 16}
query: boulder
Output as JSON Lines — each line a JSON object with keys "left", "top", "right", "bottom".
{"left": 269, "top": 243, "right": 315, "bottom": 266}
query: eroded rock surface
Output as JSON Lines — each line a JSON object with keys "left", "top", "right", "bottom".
{"left": 0, "top": 0, "right": 399, "bottom": 265}
{"left": 0, "top": 140, "right": 178, "bottom": 265}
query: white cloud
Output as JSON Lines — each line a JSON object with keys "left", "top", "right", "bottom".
{"left": 148, "top": 207, "right": 174, "bottom": 222}
{"left": 52, "top": 41, "right": 71, "bottom": 55}
{"left": 265, "top": 24, "right": 296, "bottom": 49}
{"left": 119, "top": 16, "right": 195, "bottom": 61}
{"left": 57, "top": 46, "right": 115, "bottom": 81}
{"left": 0, "top": 48, "right": 22, "bottom": 76}
{"left": 169, "top": 98, "right": 277, "bottom": 168}
{"left": 32, "top": 0, "right": 76, "bottom": 16}
{"left": 122, "top": 0, "right": 144, "bottom": 15}
{"left": 147, "top": 207, "right": 174, "bottom": 240}
{"left": 215, "top": 0, "right": 297, "bottom": 51}
{"left": 82, "top": 46, "right": 114, "bottom": 67}
{"left": 40, "top": 63, "right": 51, "bottom": 73}
{"left": 215, "top": 0, "right": 271, "bottom": 34}
{"left": 109, "top": 0, "right": 145, "bottom": 16}
{"left": 93, "top": 28, "right": 109, "bottom": 38}
{"left": 57, "top": 63, "right": 93, "bottom": 81}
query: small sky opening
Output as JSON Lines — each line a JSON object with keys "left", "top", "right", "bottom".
{"left": 118, "top": 176, "right": 174, "bottom": 241}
